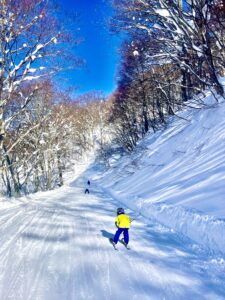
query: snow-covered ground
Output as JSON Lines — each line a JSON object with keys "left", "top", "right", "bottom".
{"left": 0, "top": 175, "right": 225, "bottom": 300}
{"left": 96, "top": 91, "right": 225, "bottom": 256}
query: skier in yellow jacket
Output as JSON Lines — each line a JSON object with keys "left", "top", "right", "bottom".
{"left": 113, "top": 207, "right": 131, "bottom": 246}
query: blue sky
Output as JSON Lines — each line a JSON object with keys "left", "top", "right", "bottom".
{"left": 58, "top": 0, "right": 121, "bottom": 96}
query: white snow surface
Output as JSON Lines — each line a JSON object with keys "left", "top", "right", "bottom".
{"left": 0, "top": 171, "right": 225, "bottom": 299}
{"left": 96, "top": 91, "right": 225, "bottom": 256}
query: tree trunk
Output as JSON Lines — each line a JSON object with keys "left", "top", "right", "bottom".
{"left": 57, "top": 152, "right": 63, "bottom": 187}
{"left": 2, "top": 170, "right": 12, "bottom": 197}
{"left": 178, "top": 0, "right": 182, "bottom": 10}
{"left": 206, "top": 48, "right": 224, "bottom": 95}
{"left": 0, "top": 115, "right": 5, "bottom": 176}
{"left": 39, "top": 160, "right": 46, "bottom": 191}
{"left": 34, "top": 166, "right": 39, "bottom": 193}
{"left": 203, "top": 20, "right": 224, "bottom": 95}
{"left": 3, "top": 146, "right": 21, "bottom": 197}
{"left": 47, "top": 158, "right": 52, "bottom": 190}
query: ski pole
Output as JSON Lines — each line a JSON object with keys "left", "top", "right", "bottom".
{"left": 131, "top": 212, "right": 141, "bottom": 222}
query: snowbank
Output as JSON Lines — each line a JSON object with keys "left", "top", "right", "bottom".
{"left": 146, "top": 203, "right": 225, "bottom": 255}
{"left": 97, "top": 91, "right": 225, "bottom": 255}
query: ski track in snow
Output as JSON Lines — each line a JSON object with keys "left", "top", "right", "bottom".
{"left": 0, "top": 177, "right": 225, "bottom": 300}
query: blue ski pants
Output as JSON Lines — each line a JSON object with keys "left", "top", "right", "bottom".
{"left": 113, "top": 228, "right": 129, "bottom": 244}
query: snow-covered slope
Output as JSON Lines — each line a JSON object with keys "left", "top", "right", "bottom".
{"left": 0, "top": 177, "right": 225, "bottom": 300}
{"left": 97, "top": 91, "right": 225, "bottom": 255}
{"left": 1, "top": 112, "right": 225, "bottom": 299}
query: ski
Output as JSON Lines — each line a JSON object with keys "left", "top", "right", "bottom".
{"left": 109, "top": 238, "right": 118, "bottom": 250}
{"left": 121, "top": 238, "right": 130, "bottom": 250}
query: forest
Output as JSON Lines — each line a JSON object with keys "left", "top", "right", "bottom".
{"left": 0, "top": 0, "right": 224, "bottom": 196}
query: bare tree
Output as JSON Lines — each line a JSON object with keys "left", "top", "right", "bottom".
{"left": 0, "top": 0, "right": 81, "bottom": 195}
{"left": 111, "top": 0, "right": 225, "bottom": 96}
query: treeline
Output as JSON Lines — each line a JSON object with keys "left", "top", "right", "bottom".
{"left": 109, "top": 0, "right": 225, "bottom": 151}
{"left": 0, "top": 1, "right": 109, "bottom": 196}
{"left": 1, "top": 76, "right": 108, "bottom": 197}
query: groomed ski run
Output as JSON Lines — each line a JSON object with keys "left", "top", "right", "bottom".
{"left": 0, "top": 175, "right": 224, "bottom": 300}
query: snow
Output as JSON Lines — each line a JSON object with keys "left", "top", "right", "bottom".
{"left": 53, "top": 38, "right": 57, "bottom": 44}
{"left": 155, "top": 9, "right": 170, "bottom": 17}
{"left": 97, "top": 89, "right": 225, "bottom": 256}
{"left": 28, "top": 68, "right": 37, "bottom": 73}
{"left": 22, "top": 75, "right": 39, "bottom": 81}
{"left": 153, "top": 23, "right": 162, "bottom": 30}
{"left": 216, "top": 41, "right": 222, "bottom": 50}
{"left": 192, "top": 44, "right": 203, "bottom": 57}
{"left": 1, "top": 86, "right": 225, "bottom": 298}
{"left": 0, "top": 170, "right": 225, "bottom": 299}
{"left": 36, "top": 44, "right": 44, "bottom": 51}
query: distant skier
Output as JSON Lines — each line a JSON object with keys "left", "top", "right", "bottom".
{"left": 112, "top": 208, "right": 131, "bottom": 247}
{"left": 85, "top": 188, "right": 89, "bottom": 194}
{"left": 85, "top": 180, "right": 90, "bottom": 194}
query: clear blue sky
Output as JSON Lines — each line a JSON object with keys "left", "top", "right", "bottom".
{"left": 58, "top": 0, "right": 121, "bottom": 96}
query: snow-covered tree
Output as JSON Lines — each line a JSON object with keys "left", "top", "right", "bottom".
{"left": 109, "top": 0, "right": 225, "bottom": 151}
{"left": 0, "top": 0, "right": 83, "bottom": 196}
{"left": 109, "top": 37, "right": 183, "bottom": 151}
{"left": 112, "top": 0, "right": 225, "bottom": 96}
{"left": 0, "top": 0, "right": 81, "bottom": 196}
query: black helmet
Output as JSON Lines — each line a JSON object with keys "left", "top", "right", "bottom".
{"left": 117, "top": 207, "right": 125, "bottom": 215}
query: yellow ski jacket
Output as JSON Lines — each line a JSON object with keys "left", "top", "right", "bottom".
{"left": 115, "top": 214, "right": 131, "bottom": 229}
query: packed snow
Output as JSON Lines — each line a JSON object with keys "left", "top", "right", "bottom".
{"left": 0, "top": 169, "right": 225, "bottom": 300}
